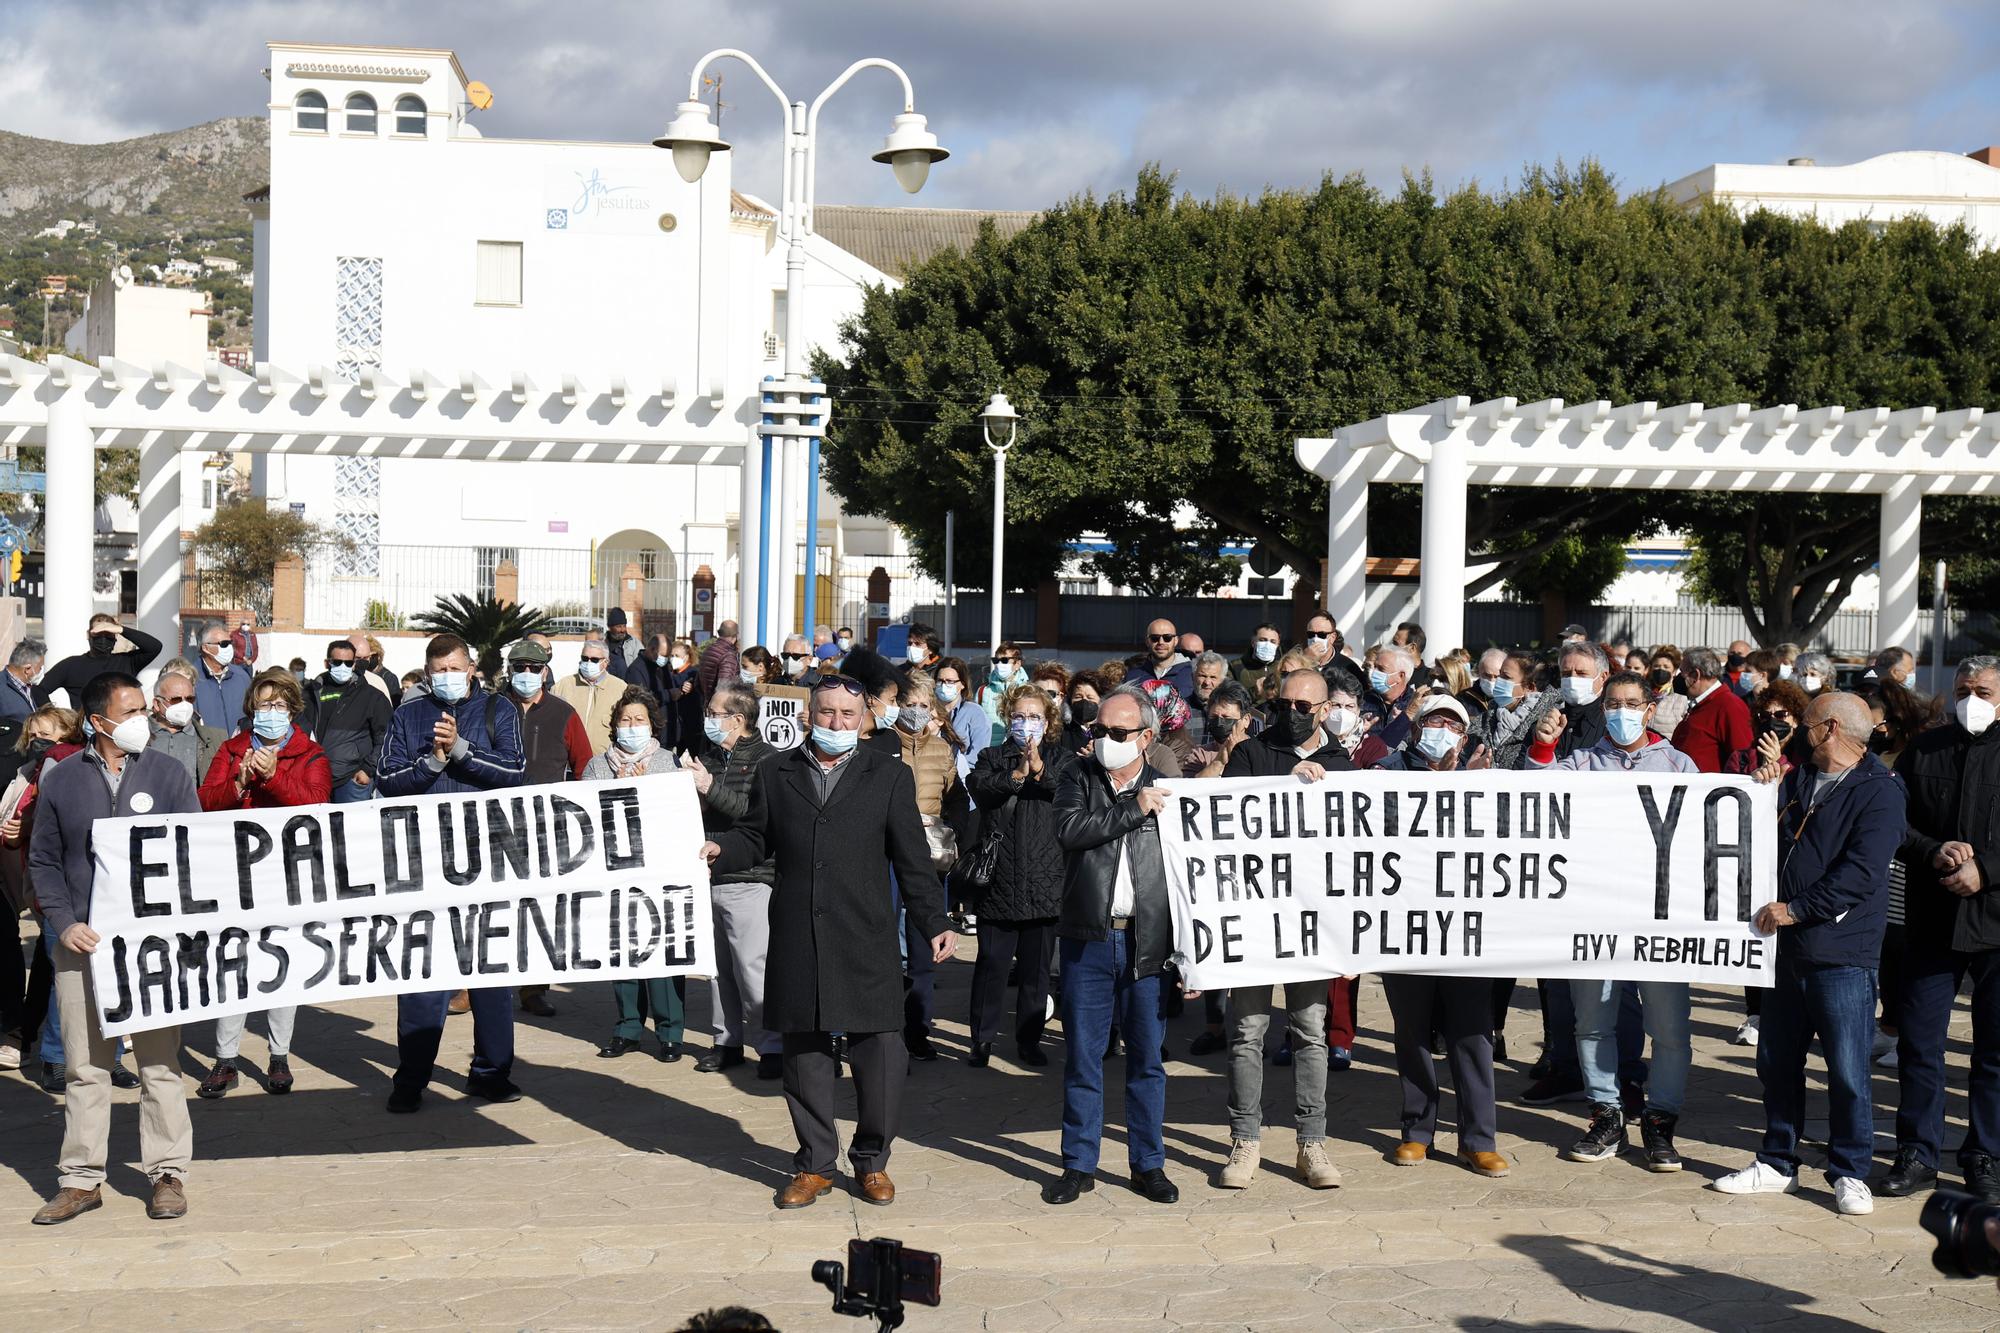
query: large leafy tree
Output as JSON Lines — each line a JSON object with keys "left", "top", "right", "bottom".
{"left": 820, "top": 165, "right": 2000, "bottom": 640}
{"left": 185, "top": 497, "right": 350, "bottom": 619}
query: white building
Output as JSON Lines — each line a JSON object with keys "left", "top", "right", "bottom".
{"left": 1665, "top": 147, "right": 2000, "bottom": 249}
{"left": 245, "top": 40, "right": 979, "bottom": 650}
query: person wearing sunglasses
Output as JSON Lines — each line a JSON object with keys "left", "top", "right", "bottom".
{"left": 1042, "top": 685, "right": 1183, "bottom": 1208}
{"left": 701, "top": 673, "right": 955, "bottom": 1211}
{"left": 1124, "top": 619, "right": 1194, "bottom": 703}
{"left": 1714, "top": 691, "right": 1902, "bottom": 1218}
{"left": 554, "top": 636, "right": 625, "bottom": 757}
{"left": 976, "top": 644, "right": 1028, "bottom": 746}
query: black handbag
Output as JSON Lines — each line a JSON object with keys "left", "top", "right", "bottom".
{"left": 957, "top": 793, "right": 1015, "bottom": 891}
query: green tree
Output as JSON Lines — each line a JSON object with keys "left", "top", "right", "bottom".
{"left": 410, "top": 593, "right": 554, "bottom": 680}
{"left": 185, "top": 497, "right": 350, "bottom": 619}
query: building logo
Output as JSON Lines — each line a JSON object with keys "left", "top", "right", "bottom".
{"left": 546, "top": 208, "right": 569, "bottom": 230}
{"left": 544, "top": 166, "right": 661, "bottom": 235}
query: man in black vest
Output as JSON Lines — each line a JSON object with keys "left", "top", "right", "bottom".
{"left": 702, "top": 674, "right": 954, "bottom": 1210}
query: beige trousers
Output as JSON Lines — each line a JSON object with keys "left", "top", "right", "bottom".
{"left": 53, "top": 940, "right": 192, "bottom": 1190}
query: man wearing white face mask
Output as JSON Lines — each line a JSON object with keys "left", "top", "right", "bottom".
{"left": 375, "top": 633, "right": 527, "bottom": 1114}
{"left": 1527, "top": 671, "right": 1699, "bottom": 1173}
{"left": 149, "top": 658, "right": 225, "bottom": 783}
{"left": 28, "top": 671, "right": 201, "bottom": 1226}
{"left": 1878, "top": 655, "right": 2000, "bottom": 1203}
{"left": 191, "top": 624, "right": 253, "bottom": 731}
{"left": 1538, "top": 641, "right": 1611, "bottom": 765}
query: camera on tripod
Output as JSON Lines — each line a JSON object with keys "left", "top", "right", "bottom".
{"left": 1924, "top": 1188, "right": 2000, "bottom": 1278}
{"left": 812, "top": 1237, "right": 942, "bottom": 1330}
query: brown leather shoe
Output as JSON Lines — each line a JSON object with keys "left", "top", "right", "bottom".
{"left": 447, "top": 990, "right": 471, "bottom": 1016}
{"left": 776, "top": 1171, "right": 833, "bottom": 1209}
{"left": 1392, "top": 1140, "right": 1428, "bottom": 1166}
{"left": 858, "top": 1171, "right": 895, "bottom": 1206}
{"left": 147, "top": 1174, "right": 188, "bottom": 1220}
{"left": 31, "top": 1186, "right": 101, "bottom": 1225}
{"left": 1462, "top": 1150, "right": 1511, "bottom": 1178}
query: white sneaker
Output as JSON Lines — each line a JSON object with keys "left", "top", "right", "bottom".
{"left": 0, "top": 1043, "right": 20, "bottom": 1071}
{"left": 1871, "top": 1029, "right": 1897, "bottom": 1058}
{"left": 1876, "top": 1047, "right": 1899, "bottom": 1069}
{"left": 1712, "top": 1161, "right": 1798, "bottom": 1195}
{"left": 1731, "top": 1016, "right": 1761, "bottom": 1048}
{"left": 1833, "top": 1177, "right": 1874, "bottom": 1215}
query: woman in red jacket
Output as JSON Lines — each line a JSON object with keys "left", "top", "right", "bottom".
{"left": 197, "top": 669, "right": 332, "bottom": 1098}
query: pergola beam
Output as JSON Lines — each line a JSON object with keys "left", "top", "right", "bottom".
{"left": 1298, "top": 396, "right": 1999, "bottom": 656}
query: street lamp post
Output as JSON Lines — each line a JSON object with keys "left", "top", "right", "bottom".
{"left": 655, "top": 50, "right": 947, "bottom": 647}
{"left": 981, "top": 392, "right": 1019, "bottom": 654}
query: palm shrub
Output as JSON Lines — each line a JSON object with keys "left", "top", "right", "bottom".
{"left": 410, "top": 593, "right": 554, "bottom": 680}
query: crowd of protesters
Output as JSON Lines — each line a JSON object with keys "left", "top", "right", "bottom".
{"left": 1, "top": 606, "right": 1992, "bottom": 1229}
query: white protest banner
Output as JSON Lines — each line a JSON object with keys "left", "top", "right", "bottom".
{"left": 86, "top": 773, "right": 713, "bottom": 1037}
{"left": 1159, "top": 770, "right": 1778, "bottom": 990}
{"left": 756, "top": 683, "right": 809, "bottom": 750}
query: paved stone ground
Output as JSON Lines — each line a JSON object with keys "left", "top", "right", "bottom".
{"left": 4, "top": 939, "right": 1998, "bottom": 1331}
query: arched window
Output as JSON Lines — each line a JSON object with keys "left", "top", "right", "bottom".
{"left": 294, "top": 90, "right": 327, "bottom": 133}
{"left": 393, "top": 95, "right": 427, "bottom": 136}
{"left": 344, "top": 92, "right": 377, "bottom": 134}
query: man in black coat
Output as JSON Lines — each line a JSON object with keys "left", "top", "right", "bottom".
{"left": 1879, "top": 655, "right": 2000, "bottom": 1200}
{"left": 1224, "top": 667, "right": 1356, "bottom": 780}
{"left": 703, "top": 674, "right": 955, "bottom": 1210}
{"left": 1042, "top": 685, "right": 1181, "bottom": 1207}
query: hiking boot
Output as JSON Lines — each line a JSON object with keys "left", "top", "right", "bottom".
{"left": 1215, "top": 1139, "right": 1260, "bottom": 1189}
{"left": 1639, "top": 1110, "right": 1683, "bottom": 1173}
{"left": 1562, "top": 1102, "right": 1626, "bottom": 1163}
{"left": 1297, "top": 1140, "right": 1343, "bottom": 1189}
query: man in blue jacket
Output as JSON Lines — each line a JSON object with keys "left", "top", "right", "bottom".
{"left": 1712, "top": 691, "right": 1905, "bottom": 1217}
{"left": 376, "top": 633, "right": 526, "bottom": 1113}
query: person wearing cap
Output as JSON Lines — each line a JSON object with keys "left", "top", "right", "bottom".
{"left": 1526, "top": 669, "right": 1700, "bottom": 1173}
{"left": 499, "top": 639, "right": 591, "bottom": 1018}
{"left": 809, "top": 640, "right": 842, "bottom": 683}
{"left": 1373, "top": 694, "right": 1508, "bottom": 1177}
{"left": 1560, "top": 624, "right": 1590, "bottom": 645}
{"left": 604, "top": 608, "right": 644, "bottom": 681}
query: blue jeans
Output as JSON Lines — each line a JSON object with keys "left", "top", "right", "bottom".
{"left": 37, "top": 930, "right": 61, "bottom": 1064}
{"left": 395, "top": 987, "right": 514, "bottom": 1093}
{"left": 332, "top": 775, "right": 375, "bottom": 803}
{"left": 1757, "top": 954, "right": 1876, "bottom": 1182}
{"left": 1544, "top": 976, "right": 1645, "bottom": 1083}
{"left": 1059, "top": 929, "right": 1166, "bottom": 1175}
{"left": 1571, "top": 978, "right": 1690, "bottom": 1114}
{"left": 1895, "top": 944, "right": 2000, "bottom": 1170}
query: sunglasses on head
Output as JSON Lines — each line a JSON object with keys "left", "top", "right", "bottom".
{"left": 1087, "top": 723, "right": 1147, "bottom": 742}
{"left": 815, "top": 675, "right": 865, "bottom": 697}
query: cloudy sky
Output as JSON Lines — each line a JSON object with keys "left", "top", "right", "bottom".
{"left": 5, "top": 0, "right": 1999, "bottom": 210}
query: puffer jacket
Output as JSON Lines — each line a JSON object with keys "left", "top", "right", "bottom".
{"left": 964, "top": 738, "right": 1072, "bottom": 924}
{"left": 696, "top": 733, "right": 776, "bottom": 887}
{"left": 1054, "top": 756, "right": 1172, "bottom": 980}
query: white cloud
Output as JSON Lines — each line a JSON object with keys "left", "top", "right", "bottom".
{"left": 1, "top": 0, "right": 1997, "bottom": 208}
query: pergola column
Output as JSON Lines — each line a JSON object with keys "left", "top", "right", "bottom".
{"left": 1325, "top": 442, "right": 1369, "bottom": 646}
{"left": 1416, "top": 430, "right": 1469, "bottom": 657}
{"left": 1879, "top": 476, "right": 1921, "bottom": 655}
{"left": 43, "top": 392, "right": 95, "bottom": 659}
{"left": 135, "top": 430, "right": 182, "bottom": 658}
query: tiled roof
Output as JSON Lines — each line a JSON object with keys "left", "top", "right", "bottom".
{"left": 813, "top": 205, "right": 1039, "bottom": 277}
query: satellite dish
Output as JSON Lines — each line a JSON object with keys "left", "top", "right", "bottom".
{"left": 113, "top": 264, "right": 133, "bottom": 289}
{"left": 466, "top": 80, "right": 494, "bottom": 110}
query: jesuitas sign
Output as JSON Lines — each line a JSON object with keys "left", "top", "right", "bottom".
{"left": 1159, "top": 771, "right": 1779, "bottom": 990}
{"left": 85, "top": 774, "right": 714, "bottom": 1037}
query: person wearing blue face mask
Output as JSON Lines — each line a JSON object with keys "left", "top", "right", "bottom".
{"left": 1540, "top": 641, "right": 1612, "bottom": 765}
{"left": 701, "top": 673, "right": 955, "bottom": 1210}
{"left": 375, "top": 633, "right": 527, "bottom": 1115}
{"left": 1524, "top": 670, "right": 1700, "bottom": 1174}
{"left": 195, "top": 670, "right": 332, "bottom": 1102}
{"left": 1364, "top": 644, "right": 1419, "bottom": 752}
{"left": 975, "top": 643, "right": 1029, "bottom": 745}
{"left": 307, "top": 638, "right": 391, "bottom": 805}
{"left": 686, "top": 682, "right": 782, "bottom": 1079}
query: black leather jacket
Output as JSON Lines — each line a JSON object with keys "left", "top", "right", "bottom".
{"left": 1053, "top": 757, "right": 1172, "bottom": 980}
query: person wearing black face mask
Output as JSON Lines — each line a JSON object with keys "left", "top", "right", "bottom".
{"left": 40, "top": 615, "right": 162, "bottom": 710}
{"left": 1060, "top": 671, "right": 1108, "bottom": 754}
{"left": 1222, "top": 669, "right": 1356, "bottom": 779}
{"left": 1725, "top": 679, "right": 1814, "bottom": 776}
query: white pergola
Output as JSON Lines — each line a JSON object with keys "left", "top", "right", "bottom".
{"left": 0, "top": 354, "right": 746, "bottom": 657}
{"left": 1296, "top": 396, "right": 2000, "bottom": 656}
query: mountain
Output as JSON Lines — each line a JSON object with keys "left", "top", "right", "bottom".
{"left": 0, "top": 116, "right": 268, "bottom": 246}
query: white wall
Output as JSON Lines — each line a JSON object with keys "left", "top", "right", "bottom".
{"left": 1666, "top": 150, "right": 2000, "bottom": 250}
